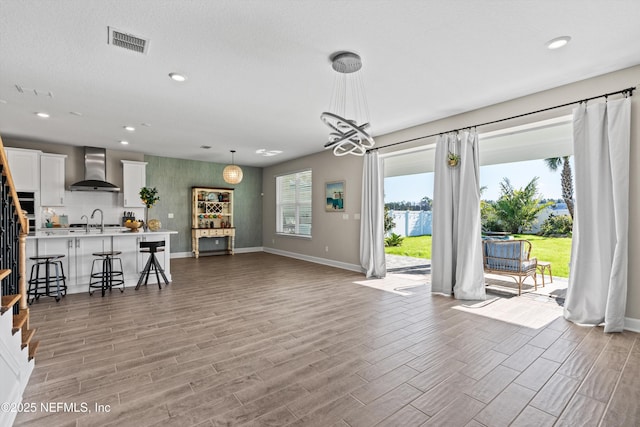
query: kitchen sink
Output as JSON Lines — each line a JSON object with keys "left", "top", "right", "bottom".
{"left": 41, "top": 225, "right": 127, "bottom": 235}
{"left": 67, "top": 227, "right": 126, "bottom": 234}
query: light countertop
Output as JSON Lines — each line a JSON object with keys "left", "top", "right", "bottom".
{"left": 28, "top": 229, "right": 178, "bottom": 239}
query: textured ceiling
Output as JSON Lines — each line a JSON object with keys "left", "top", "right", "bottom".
{"left": 1, "top": 0, "right": 639, "bottom": 167}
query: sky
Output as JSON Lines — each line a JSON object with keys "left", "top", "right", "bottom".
{"left": 384, "top": 158, "right": 568, "bottom": 203}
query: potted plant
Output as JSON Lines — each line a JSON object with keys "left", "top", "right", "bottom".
{"left": 139, "top": 187, "right": 159, "bottom": 208}
{"left": 447, "top": 151, "right": 460, "bottom": 167}
{"left": 139, "top": 187, "right": 160, "bottom": 231}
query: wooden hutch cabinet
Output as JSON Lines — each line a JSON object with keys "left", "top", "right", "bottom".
{"left": 191, "top": 187, "right": 235, "bottom": 258}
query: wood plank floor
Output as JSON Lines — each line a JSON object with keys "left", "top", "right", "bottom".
{"left": 15, "top": 253, "right": 640, "bottom": 427}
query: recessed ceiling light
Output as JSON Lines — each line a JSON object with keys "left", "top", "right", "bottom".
{"left": 123, "top": 125, "right": 136, "bottom": 132}
{"left": 141, "top": 122, "right": 151, "bottom": 127}
{"left": 169, "top": 72, "right": 187, "bottom": 82}
{"left": 35, "top": 112, "right": 50, "bottom": 118}
{"left": 200, "top": 145, "right": 212, "bottom": 149}
{"left": 69, "top": 111, "right": 83, "bottom": 116}
{"left": 546, "top": 36, "right": 571, "bottom": 50}
{"left": 119, "top": 140, "right": 129, "bottom": 145}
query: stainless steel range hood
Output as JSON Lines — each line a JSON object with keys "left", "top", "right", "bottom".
{"left": 69, "top": 147, "right": 120, "bottom": 192}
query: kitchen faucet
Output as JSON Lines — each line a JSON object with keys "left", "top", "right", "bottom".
{"left": 80, "top": 215, "right": 89, "bottom": 234}
{"left": 91, "top": 208, "right": 104, "bottom": 233}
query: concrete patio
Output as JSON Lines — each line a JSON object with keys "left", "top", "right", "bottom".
{"left": 384, "top": 254, "right": 568, "bottom": 304}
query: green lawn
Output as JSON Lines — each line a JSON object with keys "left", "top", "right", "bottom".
{"left": 385, "top": 235, "right": 433, "bottom": 259}
{"left": 385, "top": 234, "right": 572, "bottom": 278}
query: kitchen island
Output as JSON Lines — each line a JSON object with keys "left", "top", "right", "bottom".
{"left": 26, "top": 229, "right": 178, "bottom": 294}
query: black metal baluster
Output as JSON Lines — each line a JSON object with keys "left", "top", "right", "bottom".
{"left": 1, "top": 170, "right": 9, "bottom": 302}
{"left": 1, "top": 167, "right": 23, "bottom": 314}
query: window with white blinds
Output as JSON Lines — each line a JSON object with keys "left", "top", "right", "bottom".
{"left": 276, "top": 169, "right": 312, "bottom": 237}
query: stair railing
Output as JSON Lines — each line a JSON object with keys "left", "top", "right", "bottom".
{"left": 0, "top": 135, "right": 29, "bottom": 315}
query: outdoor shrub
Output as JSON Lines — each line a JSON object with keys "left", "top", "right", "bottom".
{"left": 385, "top": 233, "right": 404, "bottom": 247}
{"left": 481, "top": 200, "right": 506, "bottom": 232}
{"left": 384, "top": 206, "right": 395, "bottom": 234}
{"left": 540, "top": 214, "right": 573, "bottom": 236}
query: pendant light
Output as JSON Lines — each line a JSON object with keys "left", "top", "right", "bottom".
{"left": 320, "top": 51, "right": 375, "bottom": 156}
{"left": 223, "top": 150, "right": 243, "bottom": 184}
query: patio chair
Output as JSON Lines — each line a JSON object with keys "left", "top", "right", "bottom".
{"left": 483, "top": 239, "right": 537, "bottom": 296}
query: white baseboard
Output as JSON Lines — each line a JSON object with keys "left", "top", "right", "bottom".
{"left": 263, "top": 247, "right": 362, "bottom": 273}
{"left": 174, "top": 246, "right": 362, "bottom": 273}
{"left": 170, "top": 251, "right": 193, "bottom": 259}
{"left": 625, "top": 317, "right": 640, "bottom": 333}
{"left": 171, "top": 247, "right": 263, "bottom": 259}
{"left": 91, "top": 246, "right": 360, "bottom": 284}
{"left": 235, "top": 247, "right": 264, "bottom": 254}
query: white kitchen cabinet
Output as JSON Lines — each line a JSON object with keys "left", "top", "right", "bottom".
{"left": 122, "top": 160, "right": 147, "bottom": 208}
{"left": 4, "top": 147, "right": 41, "bottom": 191}
{"left": 138, "top": 235, "right": 169, "bottom": 286}
{"left": 112, "top": 234, "right": 169, "bottom": 287}
{"left": 112, "top": 234, "right": 144, "bottom": 286}
{"left": 36, "top": 236, "right": 110, "bottom": 291}
{"left": 40, "top": 153, "right": 67, "bottom": 206}
{"left": 141, "top": 235, "right": 166, "bottom": 268}
{"left": 74, "top": 236, "right": 110, "bottom": 288}
{"left": 36, "top": 237, "right": 76, "bottom": 290}
{"left": 27, "top": 231, "right": 174, "bottom": 294}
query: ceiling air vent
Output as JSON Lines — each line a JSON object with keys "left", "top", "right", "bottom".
{"left": 15, "top": 85, "right": 53, "bottom": 97}
{"left": 108, "top": 27, "right": 149, "bottom": 54}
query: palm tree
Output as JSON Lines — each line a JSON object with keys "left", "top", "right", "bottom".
{"left": 494, "top": 177, "right": 551, "bottom": 234}
{"left": 544, "top": 156, "right": 574, "bottom": 219}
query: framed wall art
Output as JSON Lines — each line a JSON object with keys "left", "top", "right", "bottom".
{"left": 325, "top": 180, "right": 345, "bottom": 212}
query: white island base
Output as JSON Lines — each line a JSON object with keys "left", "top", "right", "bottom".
{"left": 26, "top": 229, "right": 178, "bottom": 295}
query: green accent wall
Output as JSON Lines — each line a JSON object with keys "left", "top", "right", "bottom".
{"left": 145, "top": 155, "right": 263, "bottom": 254}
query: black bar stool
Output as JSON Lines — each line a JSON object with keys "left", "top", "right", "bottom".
{"left": 27, "top": 254, "right": 67, "bottom": 303}
{"left": 136, "top": 241, "right": 169, "bottom": 290}
{"left": 89, "top": 251, "right": 125, "bottom": 297}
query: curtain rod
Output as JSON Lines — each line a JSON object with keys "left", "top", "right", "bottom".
{"left": 369, "top": 86, "right": 636, "bottom": 152}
